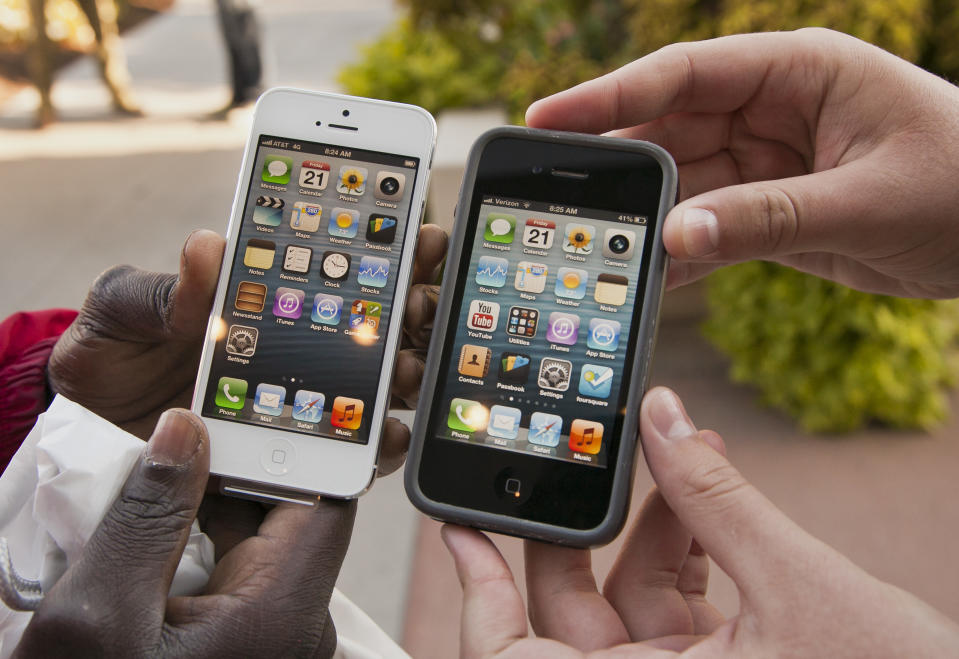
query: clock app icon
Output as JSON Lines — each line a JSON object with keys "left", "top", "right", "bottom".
{"left": 321, "top": 251, "right": 351, "bottom": 281}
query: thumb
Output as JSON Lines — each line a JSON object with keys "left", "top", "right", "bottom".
{"left": 55, "top": 409, "right": 209, "bottom": 625}
{"left": 639, "top": 388, "right": 821, "bottom": 602}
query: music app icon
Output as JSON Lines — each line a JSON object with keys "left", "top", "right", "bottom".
{"left": 331, "top": 396, "right": 364, "bottom": 430}
{"left": 569, "top": 419, "right": 603, "bottom": 455}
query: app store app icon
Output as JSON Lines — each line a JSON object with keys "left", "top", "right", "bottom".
{"left": 587, "top": 318, "right": 621, "bottom": 351}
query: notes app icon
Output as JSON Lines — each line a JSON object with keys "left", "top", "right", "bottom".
{"left": 331, "top": 396, "right": 364, "bottom": 430}
{"left": 569, "top": 419, "right": 603, "bottom": 455}
{"left": 244, "top": 239, "right": 275, "bottom": 270}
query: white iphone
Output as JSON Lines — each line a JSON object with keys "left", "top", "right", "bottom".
{"left": 192, "top": 88, "right": 435, "bottom": 500}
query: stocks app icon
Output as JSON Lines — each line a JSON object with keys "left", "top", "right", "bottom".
{"left": 467, "top": 299, "right": 500, "bottom": 332}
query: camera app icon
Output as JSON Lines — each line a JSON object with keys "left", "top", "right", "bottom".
{"left": 375, "top": 171, "right": 407, "bottom": 201}
{"left": 602, "top": 228, "right": 636, "bottom": 260}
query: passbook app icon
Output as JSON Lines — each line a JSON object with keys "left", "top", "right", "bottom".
{"left": 331, "top": 396, "right": 363, "bottom": 430}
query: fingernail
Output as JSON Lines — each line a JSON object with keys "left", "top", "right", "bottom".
{"left": 681, "top": 208, "right": 719, "bottom": 257}
{"left": 146, "top": 410, "right": 202, "bottom": 466}
{"left": 648, "top": 389, "right": 697, "bottom": 441}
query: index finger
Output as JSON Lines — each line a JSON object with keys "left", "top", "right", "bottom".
{"left": 411, "top": 224, "right": 448, "bottom": 286}
{"left": 525, "top": 32, "right": 810, "bottom": 134}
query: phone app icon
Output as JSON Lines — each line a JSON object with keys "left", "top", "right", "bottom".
{"left": 331, "top": 396, "right": 364, "bottom": 429}
{"left": 579, "top": 363, "right": 614, "bottom": 398}
{"left": 262, "top": 155, "right": 292, "bottom": 184}
{"left": 235, "top": 281, "right": 267, "bottom": 312}
{"left": 291, "top": 202, "right": 322, "bottom": 233}
{"left": 484, "top": 213, "right": 516, "bottom": 243}
{"left": 475, "top": 256, "right": 508, "bottom": 288}
{"left": 273, "top": 287, "right": 304, "bottom": 319}
{"left": 328, "top": 207, "right": 359, "bottom": 238}
{"left": 587, "top": 318, "right": 621, "bottom": 351}
{"left": 366, "top": 214, "right": 397, "bottom": 243}
{"left": 538, "top": 357, "right": 572, "bottom": 391}
{"left": 546, "top": 311, "right": 580, "bottom": 345}
{"left": 321, "top": 251, "right": 351, "bottom": 281}
{"left": 299, "top": 160, "right": 330, "bottom": 190}
{"left": 522, "top": 218, "right": 555, "bottom": 250}
{"left": 254, "top": 383, "right": 286, "bottom": 416}
{"left": 292, "top": 390, "right": 325, "bottom": 423}
{"left": 498, "top": 352, "right": 531, "bottom": 384}
{"left": 282, "top": 245, "right": 312, "bottom": 274}
{"left": 594, "top": 273, "right": 629, "bottom": 306}
{"left": 357, "top": 255, "right": 390, "bottom": 288}
{"left": 349, "top": 299, "right": 382, "bottom": 333}
{"left": 311, "top": 293, "right": 343, "bottom": 325}
{"left": 506, "top": 306, "right": 539, "bottom": 338}
{"left": 336, "top": 166, "right": 367, "bottom": 195}
{"left": 253, "top": 196, "right": 284, "bottom": 226}
{"left": 488, "top": 405, "right": 522, "bottom": 440}
{"left": 225, "top": 324, "right": 258, "bottom": 356}
{"left": 447, "top": 398, "right": 489, "bottom": 433}
{"left": 458, "top": 344, "right": 491, "bottom": 378}
{"left": 555, "top": 267, "right": 588, "bottom": 300}
{"left": 563, "top": 223, "right": 595, "bottom": 255}
{"left": 467, "top": 299, "right": 500, "bottom": 332}
{"left": 569, "top": 419, "right": 603, "bottom": 454}
{"left": 603, "top": 228, "right": 637, "bottom": 260}
{"left": 528, "top": 412, "right": 562, "bottom": 447}
{"left": 375, "top": 171, "right": 407, "bottom": 201}
{"left": 243, "top": 239, "right": 275, "bottom": 270}
{"left": 514, "top": 261, "right": 548, "bottom": 293}
{"left": 215, "top": 377, "right": 247, "bottom": 410}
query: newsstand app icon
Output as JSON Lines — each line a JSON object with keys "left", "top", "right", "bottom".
{"left": 467, "top": 299, "right": 500, "bottom": 332}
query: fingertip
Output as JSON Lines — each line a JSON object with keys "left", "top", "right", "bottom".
{"left": 641, "top": 387, "right": 698, "bottom": 444}
{"left": 145, "top": 408, "right": 208, "bottom": 468}
{"left": 698, "top": 429, "right": 726, "bottom": 456}
{"left": 376, "top": 417, "right": 410, "bottom": 476}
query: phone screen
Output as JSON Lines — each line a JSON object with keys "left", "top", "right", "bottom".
{"left": 201, "top": 134, "right": 421, "bottom": 446}
{"left": 429, "top": 195, "right": 650, "bottom": 469}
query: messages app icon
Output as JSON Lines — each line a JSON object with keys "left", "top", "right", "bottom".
{"left": 262, "top": 155, "right": 292, "bottom": 184}
{"left": 484, "top": 213, "right": 516, "bottom": 243}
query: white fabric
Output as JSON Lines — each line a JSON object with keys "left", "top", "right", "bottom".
{"left": 0, "top": 396, "right": 408, "bottom": 658}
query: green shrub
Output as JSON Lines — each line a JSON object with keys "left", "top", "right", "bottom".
{"left": 704, "top": 263, "right": 959, "bottom": 432}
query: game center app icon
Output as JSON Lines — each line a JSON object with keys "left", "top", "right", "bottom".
{"left": 522, "top": 218, "right": 555, "bottom": 250}
{"left": 546, "top": 312, "right": 579, "bottom": 345}
{"left": 366, "top": 214, "right": 397, "bottom": 243}
{"left": 563, "top": 223, "right": 595, "bottom": 255}
{"left": 273, "top": 287, "right": 304, "bottom": 319}
{"left": 331, "top": 396, "right": 364, "bottom": 430}
{"left": 514, "top": 261, "right": 547, "bottom": 293}
{"left": 290, "top": 202, "right": 322, "bottom": 232}
{"left": 538, "top": 357, "right": 572, "bottom": 391}
{"left": 447, "top": 398, "right": 489, "bottom": 433}
{"left": 467, "top": 299, "right": 499, "bottom": 332}
{"left": 475, "top": 256, "right": 509, "bottom": 287}
{"left": 498, "top": 352, "right": 530, "bottom": 384}
{"left": 215, "top": 377, "right": 247, "bottom": 410}
{"left": 225, "top": 325, "right": 258, "bottom": 357}
{"left": 579, "top": 363, "right": 614, "bottom": 398}
{"left": 292, "top": 390, "right": 325, "bottom": 423}
{"left": 299, "top": 160, "right": 330, "bottom": 190}
{"left": 555, "top": 267, "right": 588, "bottom": 300}
{"left": 587, "top": 318, "right": 621, "bottom": 351}
{"left": 337, "top": 166, "right": 367, "bottom": 195}
{"left": 253, "top": 196, "right": 283, "bottom": 226}
{"left": 528, "top": 412, "right": 562, "bottom": 447}
{"left": 349, "top": 299, "right": 382, "bottom": 333}
{"left": 261, "top": 155, "right": 292, "bottom": 185}
{"left": 254, "top": 383, "right": 286, "bottom": 416}
{"left": 328, "top": 207, "right": 359, "bottom": 238}
{"left": 311, "top": 293, "right": 343, "bottom": 325}
{"left": 506, "top": 306, "right": 538, "bottom": 338}
{"left": 484, "top": 213, "right": 516, "bottom": 243}
{"left": 487, "top": 405, "right": 522, "bottom": 440}
{"left": 569, "top": 419, "right": 603, "bottom": 454}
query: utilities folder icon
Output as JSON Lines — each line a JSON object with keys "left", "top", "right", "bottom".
{"left": 244, "top": 239, "right": 275, "bottom": 269}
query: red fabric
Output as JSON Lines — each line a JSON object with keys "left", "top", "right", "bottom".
{"left": 0, "top": 309, "right": 78, "bottom": 473}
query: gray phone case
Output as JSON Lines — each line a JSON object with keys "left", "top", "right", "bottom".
{"left": 404, "top": 126, "right": 677, "bottom": 547}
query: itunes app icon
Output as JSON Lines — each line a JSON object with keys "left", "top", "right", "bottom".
{"left": 467, "top": 299, "right": 500, "bottom": 332}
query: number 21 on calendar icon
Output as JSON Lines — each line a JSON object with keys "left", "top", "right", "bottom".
{"left": 299, "top": 160, "right": 330, "bottom": 190}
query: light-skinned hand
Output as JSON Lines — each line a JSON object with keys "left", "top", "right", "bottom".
{"left": 527, "top": 28, "right": 959, "bottom": 298}
{"left": 442, "top": 387, "right": 959, "bottom": 657}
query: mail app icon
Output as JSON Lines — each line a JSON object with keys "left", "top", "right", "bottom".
{"left": 254, "top": 383, "right": 286, "bottom": 416}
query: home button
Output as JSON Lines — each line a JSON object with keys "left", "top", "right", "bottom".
{"left": 261, "top": 438, "right": 296, "bottom": 476}
{"left": 495, "top": 467, "right": 531, "bottom": 504}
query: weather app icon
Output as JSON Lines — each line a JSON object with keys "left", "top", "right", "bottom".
{"left": 475, "top": 256, "right": 509, "bottom": 287}
{"left": 311, "top": 293, "right": 343, "bottom": 326}
{"left": 357, "top": 256, "right": 390, "bottom": 288}
{"left": 587, "top": 318, "right": 621, "bottom": 352}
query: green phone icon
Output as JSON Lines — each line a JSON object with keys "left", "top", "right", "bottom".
{"left": 215, "top": 377, "right": 248, "bottom": 409}
{"left": 261, "top": 155, "right": 293, "bottom": 185}
{"left": 447, "top": 398, "right": 488, "bottom": 433}
{"left": 484, "top": 213, "right": 516, "bottom": 243}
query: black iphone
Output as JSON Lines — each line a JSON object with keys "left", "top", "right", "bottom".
{"left": 405, "top": 126, "right": 677, "bottom": 546}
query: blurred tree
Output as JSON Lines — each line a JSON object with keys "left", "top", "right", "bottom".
{"left": 340, "top": 0, "right": 959, "bottom": 432}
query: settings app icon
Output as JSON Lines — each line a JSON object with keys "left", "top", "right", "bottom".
{"left": 225, "top": 324, "right": 259, "bottom": 357}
